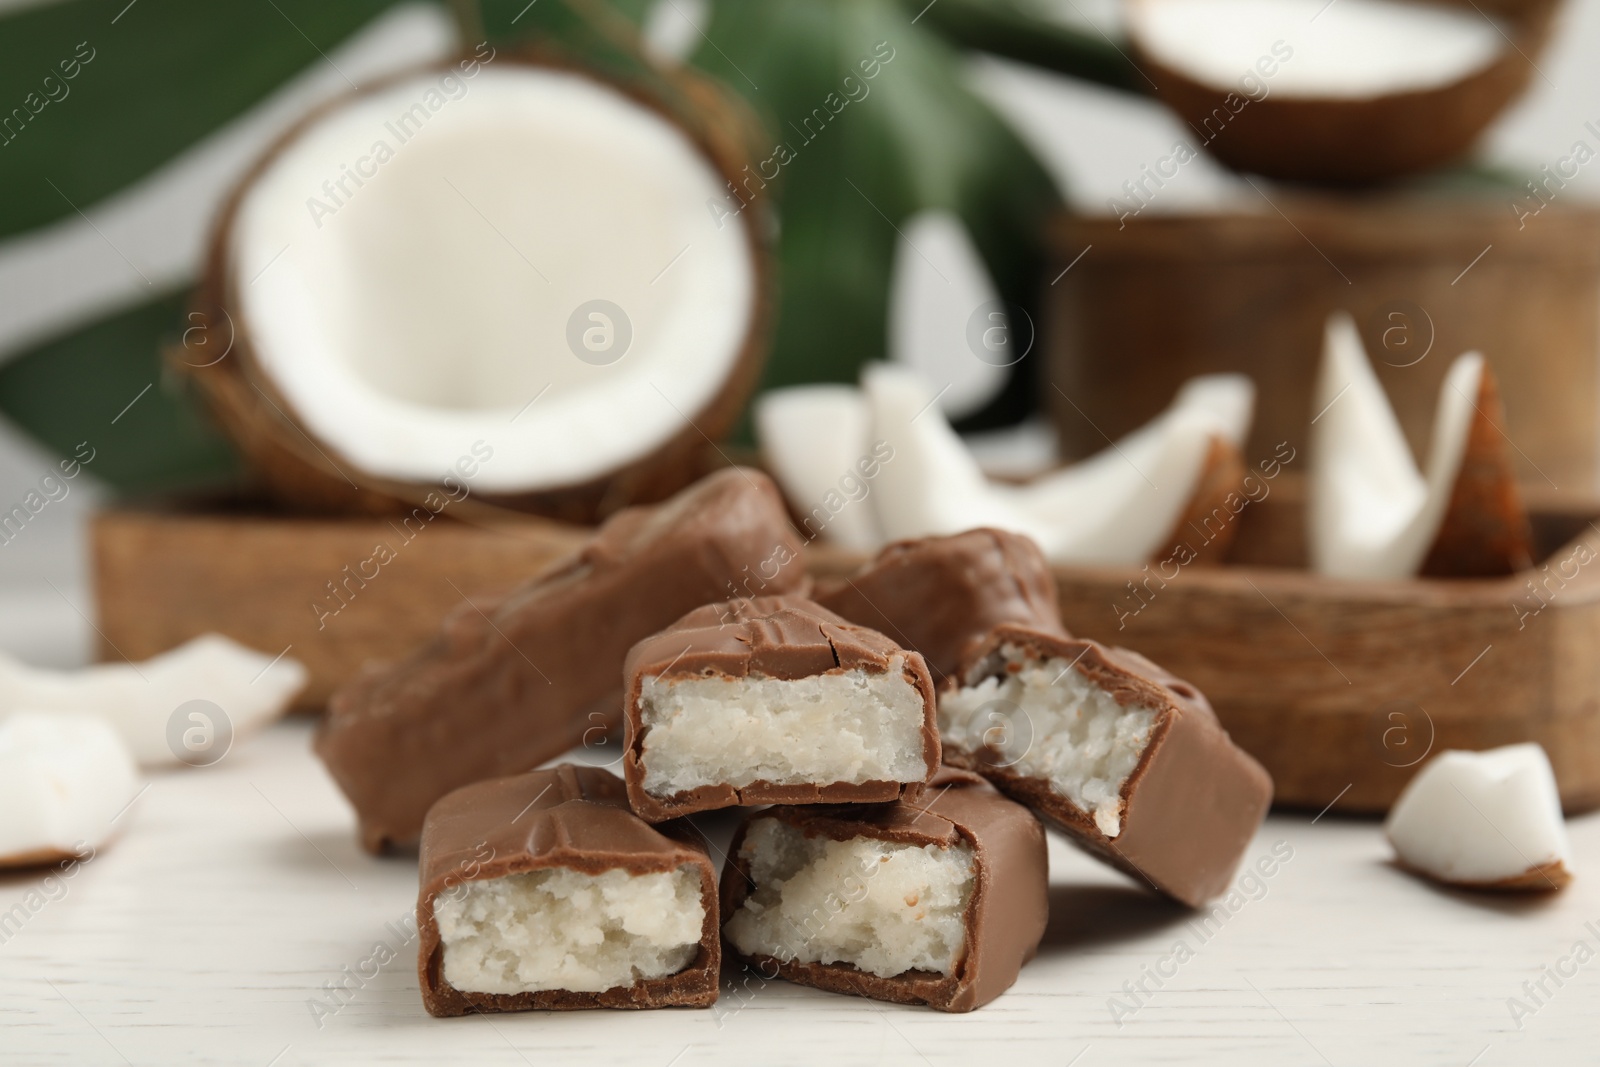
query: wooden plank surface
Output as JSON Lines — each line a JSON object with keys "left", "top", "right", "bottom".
{"left": 3, "top": 717, "right": 1597, "bottom": 1066}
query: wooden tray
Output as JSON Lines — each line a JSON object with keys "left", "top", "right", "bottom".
{"left": 92, "top": 482, "right": 1600, "bottom": 815}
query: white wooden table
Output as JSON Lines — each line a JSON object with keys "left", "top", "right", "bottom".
{"left": 3, "top": 715, "right": 1596, "bottom": 1066}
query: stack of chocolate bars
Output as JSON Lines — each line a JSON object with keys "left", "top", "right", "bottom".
{"left": 316, "top": 469, "right": 1272, "bottom": 1016}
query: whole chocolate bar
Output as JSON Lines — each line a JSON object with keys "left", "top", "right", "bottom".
{"left": 940, "top": 624, "right": 1272, "bottom": 907}
{"left": 318, "top": 468, "right": 805, "bottom": 852}
{"left": 623, "top": 595, "right": 940, "bottom": 822}
{"left": 720, "top": 767, "right": 1047, "bottom": 1012}
{"left": 417, "top": 764, "right": 719, "bottom": 1016}
{"left": 813, "top": 528, "right": 1065, "bottom": 683}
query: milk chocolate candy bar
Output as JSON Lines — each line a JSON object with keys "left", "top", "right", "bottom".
{"left": 940, "top": 624, "right": 1271, "bottom": 907}
{"left": 623, "top": 595, "right": 939, "bottom": 822}
{"left": 720, "top": 767, "right": 1047, "bottom": 1012}
{"left": 417, "top": 764, "right": 718, "bottom": 1016}
{"left": 318, "top": 468, "right": 804, "bottom": 852}
{"left": 813, "top": 528, "right": 1064, "bottom": 683}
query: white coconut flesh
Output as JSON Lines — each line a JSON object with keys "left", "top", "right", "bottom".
{"left": 754, "top": 385, "right": 883, "bottom": 551}
{"left": 857, "top": 362, "right": 1253, "bottom": 565}
{"left": 1385, "top": 744, "right": 1572, "bottom": 888}
{"left": 1309, "top": 313, "right": 1482, "bottom": 580}
{"left": 231, "top": 65, "right": 755, "bottom": 494}
{"left": 0, "top": 711, "right": 141, "bottom": 867}
{"left": 1128, "top": 0, "right": 1505, "bottom": 99}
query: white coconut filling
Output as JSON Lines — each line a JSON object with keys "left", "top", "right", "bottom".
{"left": 724, "top": 818, "right": 975, "bottom": 978}
{"left": 233, "top": 65, "right": 753, "bottom": 491}
{"left": 940, "top": 645, "right": 1157, "bottom": 837}
{"left": 434, "top": 865, "right": 705, "bottom": 994}
{"left": 637, "top": 660, "right": 928, "bottom": 796}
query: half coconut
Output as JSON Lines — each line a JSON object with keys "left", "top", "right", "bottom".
{"left": 1126, "top": 0, "right": 1556, "bottom": 184}
{"left": 182, "top": 49, "right": 771, "bottom": 521}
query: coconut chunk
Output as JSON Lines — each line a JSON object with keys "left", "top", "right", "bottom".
{"left": 0, "top": 712, "right": 140, "bottom": 868}
{"left": 755, "top": 385, "right": 883, "bottom": 551}
{"left": 0, "top": 635, "right": 305, "bottom": 767}
{"left": 1309, "top": 313, "right": 1531, "bottom": 579}
{"left": 1386, "top": 744, "right": 1572, "bottom": 891}
{"left": 863, "top": 362, "right": 1254, "bottom": 565}
{"left": 723, "top": 817, "right": 976, "bottom": 979}
{"left": 433, "top": 865, "right": 706, "bottom": 994}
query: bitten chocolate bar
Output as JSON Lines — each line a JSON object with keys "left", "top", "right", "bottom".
{"left": 417, "top": 764, "right": 718, "bottom": 1017}
{"left": 720, "top": 767, "right": 1047, "bottom": 1012}
{"left": 813, "top": 528, "right": 1065, "bottom": 683}
{"left": 940, "top": 624, "right": 1272, "bottom": 907}
{"left": 622, "top": 595, "right": 940, "bottom": 822}
{"left": 318, "top": 468, "right": 804, "bottom": 852}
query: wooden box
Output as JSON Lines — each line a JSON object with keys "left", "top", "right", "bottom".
{"left": 1044, "top": 198, "right": 1600, "bottom": 492}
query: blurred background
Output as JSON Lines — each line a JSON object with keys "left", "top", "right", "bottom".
{"left": 2, "top": 0, "right": 1598, "bottom": 667}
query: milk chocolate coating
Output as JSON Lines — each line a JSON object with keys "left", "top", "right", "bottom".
{"left": 813, "top": 528, "right": 1065, "bottom": 683}
{"left": 417, "top": 764, "right": 719, "bottom": 1016}
{"left": 946, "top": 625, "right": 1272, "bottom": 908}
{"left": 623, "top": 595, "right": 940, "bottom": 822}
{"left": 720, "top": 767, "right": 1047, "bottom": 1012}
{"left": 318, "top": 468, "right": 805, "bottom": 852}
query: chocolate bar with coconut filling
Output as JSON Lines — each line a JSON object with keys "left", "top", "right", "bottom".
{"left": 813, "top": 528, "right": 1065, "bottom": 684}
{"left": 318, "top": 467, "right": 805, "bottom": 852}
{"left": 417, "top": 764, "right": 718, "bottom": 1016}
{"left": 720, "top": 767, "right": 1047, "bottom": 1012}
{"left": 623, "top": 595, "right": 939, "bottom": 822}
{"left": 940, "top": 624, "right": 1271, "bottom": 907}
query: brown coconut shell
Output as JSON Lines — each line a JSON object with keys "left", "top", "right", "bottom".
{"left": 1127, "top": 0, "right": 1560, "bottom": 185}
{"left": 1158, "top": 433, "right": 1248, "bottom": 565}
{"left": 174, "top": 47, "right": 775, "bottom": 523}
{"left": 1420, "top": 361, "right": 1534, "bottom": 577}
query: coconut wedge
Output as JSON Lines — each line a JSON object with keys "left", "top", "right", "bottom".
{"left": 1126, "top": 0, "right": 1556, "bottom": 184}
{"left": 1309, "top": 313, "right": 1531, "bottom": 580}
{"left": 1386, "top": 744, "right": 1573, "bottom": 892}
{"left": 0, "top": 712, "right": 140, "bottom": 868}
{"left": 850, "top": 363, "right": 1252, "bottom": 565}
{"left": 754, "top": 385, "right": 883, "bottom": 551}
{"left": 185, "top": 52, "right": 770, "bottom": 522}
{"left": 0, "top": 635, "right": 306, "bottom": 767}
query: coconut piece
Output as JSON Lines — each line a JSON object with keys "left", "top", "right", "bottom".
{"left": 0, "top": 635, "right": 305, "bottom": 768}
{"left": 1308, "top": 313, "right": 1531, "bottom": 580}
{"left": 1126, "top": 0, "right": 1555, "bottom": 184}
{"left": 1386, "top": 744, "right": 1572, "bottom": 891}
{"left": 184, "top": 53, "right": 771, "bottom": 522}
{"left": 0, "top": 712, "right": 140, "bottom": 868}
{"left": 863, "top": 362, "right": 1253, "bottom": 565}
{"left": 754, "top": 385, "right": 883, "bottom": 550}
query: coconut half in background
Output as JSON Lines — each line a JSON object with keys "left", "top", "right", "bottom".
{"left": 1125, "top": 0, "right": 1557, "bottom": 184}
{"left": 1309, "top": 313, "right": 1532, "bottom": 580}
{"left": 182, "top": 50, "right": 771, "bottom": 521}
